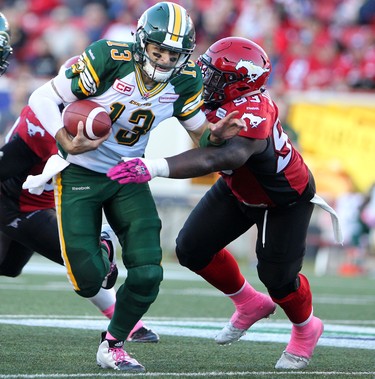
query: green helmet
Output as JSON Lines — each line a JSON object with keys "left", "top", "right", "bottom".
{"left": 0, "top": 12, "right": 12, "bottom": 76}
{"left": 134, "top": 2, "right": 196, "bottom": 83}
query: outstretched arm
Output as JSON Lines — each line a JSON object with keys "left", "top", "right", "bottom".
{"left": 107, "top": 137, "right": 266, "bottom": 184}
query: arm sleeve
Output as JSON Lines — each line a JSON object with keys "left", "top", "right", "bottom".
{"left": 180, "top": 110, "right": 207, "bottom": 132}
{"left": 28, "top": 71, "right": 79, "bottom": 138}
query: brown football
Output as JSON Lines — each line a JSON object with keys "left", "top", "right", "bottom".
{"left": 62, "top": 100, "right": 111, "bottom": 140}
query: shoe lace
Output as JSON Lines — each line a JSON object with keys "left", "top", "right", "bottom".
{"left": 110, "top": 347, "right": 128, "bottom": 363}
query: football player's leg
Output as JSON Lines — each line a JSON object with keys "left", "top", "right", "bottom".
{"left": 17, "top": 208, "right": 64, "bottom": 265}
{"left": 176, "top": 178, "right": 275, "bottom": 344}
{"left": 104, "top": 182, "right": 163, "bottom": 342}
{"left": 176, "top": 179, "right": 249, "bottom": 272}
{"left": 56, "top": 168, "right": 115, "bottom": 298}
{"left": 0, "top": 204, "right": 118, "bottom": 318}
{"left": 0, "top": 233, "right": 34, "bottom": 277}
{"left": 0, "top": 207, "right": 62, "bottom": 276}
{"left": 256, "top": 201, "right": 322, "bottom": 369}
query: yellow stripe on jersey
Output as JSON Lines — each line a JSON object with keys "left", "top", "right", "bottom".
{"left": 180, "top": 88, "right": 203, "bottom": 117}
{"left": 54, "top": 173, "right": 80, "bottom": 291}
{"left": 134, "top": 64, "right": 167, "bottom": 98}
{"left": 78, "top": 52, "right": 100, "bottom": 96}
{"left": 170, "top": 3, "right": 182, "bottom": 42}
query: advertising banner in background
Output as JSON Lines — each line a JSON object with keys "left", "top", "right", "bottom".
{"left": 289, "top": 103, "right": 375, "bottom": 195}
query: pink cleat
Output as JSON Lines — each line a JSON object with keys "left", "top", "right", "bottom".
{"left": 275, "top": 316, "right": 324, "bottom": 369}
{"left": 215, "top": 292, "right": 276, "bottom": 345}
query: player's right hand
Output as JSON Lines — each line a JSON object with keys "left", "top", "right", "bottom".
{"left": 209, "top": 110, "right": 247, "bottom": 143}
{"left": 56, "top": 121, "right": 109, "bottom": 155}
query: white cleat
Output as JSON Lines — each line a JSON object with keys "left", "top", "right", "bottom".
{"left": 275, "top": 316, "right": 324, "bottom": 370}
{"left": 215, "top": 323, "right": 247, "bottom": 345}
{"left": 96, "top": 332, "right": 145, "bottom": 372}
{"left": 275, "top": 351, "right": 310, "bottom": 369}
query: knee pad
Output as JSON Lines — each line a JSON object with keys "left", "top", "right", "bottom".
{"left": 175, "top": 243, "right": 191, "bottom": 268}
{"left": 69, "top": 256, "right": 107, "bottom": 298}
{"left": 126, "top": 264, "right": 163, "bottom": 301}
{"left": 175, "top": 244, "right": 209, "bottom": 271}
{"left": 267, "top": 276, "right": 300, "bottom": 299}
{"left": 257, "top": 259, "right": 301, "bottom": 299}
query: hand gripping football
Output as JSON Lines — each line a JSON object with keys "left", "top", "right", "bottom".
{"left": 62, "top": 100, "right": 111, "bottom": 140}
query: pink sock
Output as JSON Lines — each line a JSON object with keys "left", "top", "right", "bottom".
{"left": 106, "top": 320, "right": 145, "bottom": 341}
{"left": 285, "top": 314, "right": 324, "bottom": 358}
{"left": 105, "top": 331, "right": 117, "bottom": 340}
{"left": 127, "top": 320, "right": 144, "bottom": 339}
{"left": 228, "top": 281, "right": 258, "bottom": 307}
{"left": 229, "top": 281, "right": 275, "bottom": 329}
{"left": 101, "top": 303, "right": 115, "bottom": 319}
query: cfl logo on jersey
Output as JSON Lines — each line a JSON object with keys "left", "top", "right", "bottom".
{"left": 236, "top": 59, "right": 270, "bottom": 83}
{"left": 243, "top": 112, "right": 266, "bottom": 128}
{"left": 113, "top": 79, "right": 134, "bottom": 96}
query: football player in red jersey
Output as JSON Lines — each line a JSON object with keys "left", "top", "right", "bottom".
{"left": 108, "top": 37, "right": 342, "bottom": 370}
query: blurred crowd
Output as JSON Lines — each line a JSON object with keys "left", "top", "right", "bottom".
{"left": 0, "top": 0, "right": 374, "bottom": 138}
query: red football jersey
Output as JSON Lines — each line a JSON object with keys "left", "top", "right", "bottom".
{"left": 206, "top": 91, "right": 314, "bottom": 207}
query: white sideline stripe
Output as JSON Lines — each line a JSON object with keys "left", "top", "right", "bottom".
{"left": 0, "top": 281, "right": 373, "bottom": 305}
{"left": 0, "top": 371, "right": 374, "bottom": 378}
{"left": 2, "top": 314, "right": 375, "bottom": 326}
{"left": 0, "top": 317, "right": 374, "bottom": 350}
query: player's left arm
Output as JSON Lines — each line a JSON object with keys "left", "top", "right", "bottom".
{"left": 107, "top": 136, "right": 266, "bottom": 184}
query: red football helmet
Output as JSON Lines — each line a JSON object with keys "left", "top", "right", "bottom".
{"left": 197, "top": 37, "right": 271, "bottom": 110}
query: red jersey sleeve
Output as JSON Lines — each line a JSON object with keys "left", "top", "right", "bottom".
{"left": 16, "top": 106, "right": 57, "bottom": 161}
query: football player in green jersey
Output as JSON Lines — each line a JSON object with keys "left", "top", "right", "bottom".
{"left": 28, "top": 2, "right": 244, "bottom": 372}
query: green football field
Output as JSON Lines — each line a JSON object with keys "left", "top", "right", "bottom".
{"left": 0, "top": 255, "right": 374, "bottom": 379}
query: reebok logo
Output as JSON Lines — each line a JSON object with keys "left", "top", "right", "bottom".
{"left": 72, "top": 186, "right": 91, "bottom": 191}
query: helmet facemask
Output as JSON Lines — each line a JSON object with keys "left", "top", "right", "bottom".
{"left": 197, "top": 55, "right": 235, "bottom": 109}
{"left": 135, "top": 33, "right": 191, "bottom": 83}
{"left": 198, "top": 55, "right": 243, "bottom": 110}
{"left": 0, "top": 13, "right": 12, "bottom": 76}
{"left": 0, "top": 36, "right": 12, "bottom": 75}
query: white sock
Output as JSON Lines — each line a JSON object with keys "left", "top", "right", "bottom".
{"left": 87, "top": 287, "right": 116, "bottom": 311}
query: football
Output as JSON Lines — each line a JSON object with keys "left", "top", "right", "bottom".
{"left": 62, "top": 100, "right": 111, "bottom": 140}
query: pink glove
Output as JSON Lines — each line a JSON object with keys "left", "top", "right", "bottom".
{"left": 107, "top": 158, "right": 151, "bottom": 184}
